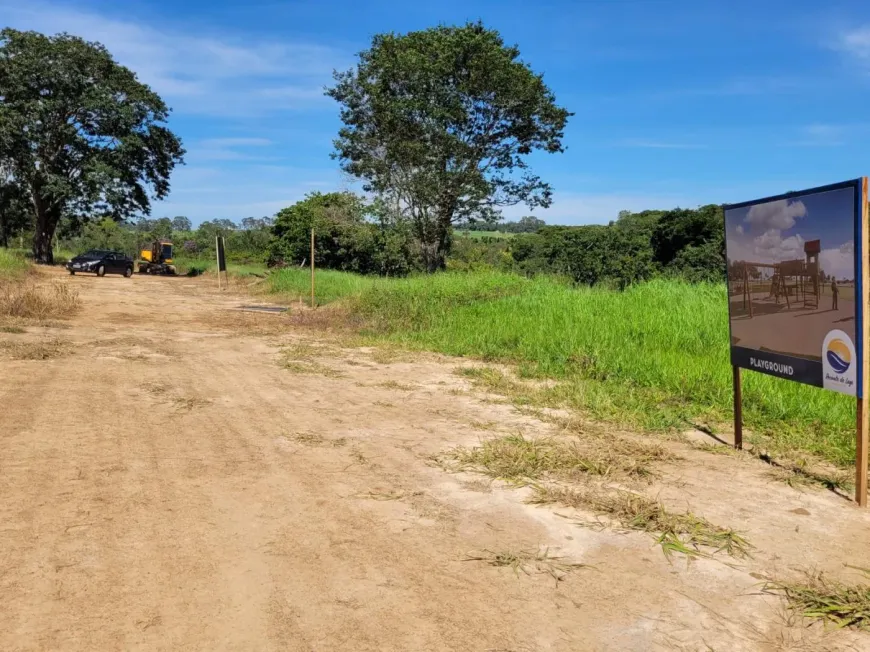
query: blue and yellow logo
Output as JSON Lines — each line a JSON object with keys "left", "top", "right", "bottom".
{"left": 827, "top": 339, "right": 851, "bottom": 374}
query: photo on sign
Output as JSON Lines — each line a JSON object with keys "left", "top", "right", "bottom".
{"left": 725, "top": 183, "right": 858, "bottom": 394}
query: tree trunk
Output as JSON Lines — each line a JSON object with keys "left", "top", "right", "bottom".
{"left": 418, "top": 209, "right": 454, "bottom": 273}
{"left": 32, "top": 203, "right": 59, "bottom": 265}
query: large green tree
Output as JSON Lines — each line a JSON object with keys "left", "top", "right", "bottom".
{"left": 0, "top": 29, "right": 185, "bottom": 263}
{"left": 326, "top": 22, "right": 571, "bottom": 271}
{"left": 0, "top": 162, "right": 29, "bottom": 247}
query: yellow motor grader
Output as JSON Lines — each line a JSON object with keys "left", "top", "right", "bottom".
{"left": 138, "top": 240, "right": 176, "bottom": 275}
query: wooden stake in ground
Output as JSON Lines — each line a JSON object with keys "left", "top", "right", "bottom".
{"left": 732, "top": 365, "right": 743, "bottom": 450}
{"left": 310, "top": 228, "right": 315, "bottom": 309}
{"left": 857, "top": 177, "right": 869, "bottom": 506}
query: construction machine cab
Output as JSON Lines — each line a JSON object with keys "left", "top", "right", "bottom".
{"left": 138, "top": 240, "right": 176, "bottom": 275}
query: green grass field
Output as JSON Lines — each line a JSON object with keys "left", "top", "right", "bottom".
{"left": 266, "top": 266, "right": 377, "bottom": 304}
{"left": 268, "top": 267, "right": 857, "bottom": 469}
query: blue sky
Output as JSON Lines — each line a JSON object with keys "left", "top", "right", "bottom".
{"left": 4, "top": 0, "right": 870, "bottom": 225}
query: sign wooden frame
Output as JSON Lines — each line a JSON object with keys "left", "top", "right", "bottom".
{"left": 725, "top": 178, "right": 869, "bottom": 505}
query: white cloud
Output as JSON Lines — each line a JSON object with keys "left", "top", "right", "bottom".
{"left": 837, "top": 25, "right": 870, "bottom": 60}
{"left": 784, "top": 124, "right": 848, "bottom": 147}
{"left": 186, "top": 138, "right": 279, "bottom": 162}
{"left": 736, "top": 224, "right": 744, "bottom": 235}
{"left": 820, "top": 241, "right": 855, "bottom": 280}
{"left": 752, "top": 229, "right": 805, "bottom": 261}
{"left": 0, "top": 0, "right": 345, "bottom": 116}
{"left": 744, "top": 199, "right": 806, "bottom": 231}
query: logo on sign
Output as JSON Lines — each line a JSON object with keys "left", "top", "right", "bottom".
{"left": 826, "top": 338, "right": 851, "bottom": 374}
{"left": 822, "top": 330, "right": 857, "bottom": 396}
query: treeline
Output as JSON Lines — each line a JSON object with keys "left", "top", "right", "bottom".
{"left": 53, "top": 215, "right": 274, "bottom": 263}
{"left": 268, "top": 191, "right": 724, "bottom": 286}
{"left": 508, "top": 205, "right": 724, "bottom": 287}
{"left": 38, "top": 191, "right": 724, "bottom": 287}
{"left": 454, "top": 216, "right": 546, "bottom": 234}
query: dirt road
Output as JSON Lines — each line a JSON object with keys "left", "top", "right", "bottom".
{"left": 3, "top": 269, "right": 870, "bottom": 651}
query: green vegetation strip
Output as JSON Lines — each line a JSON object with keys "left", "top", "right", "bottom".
{"left": 266, "top": 268, "right": 858, "bottom": 468}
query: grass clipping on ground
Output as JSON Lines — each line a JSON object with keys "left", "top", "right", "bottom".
{"left": 438, "top": 431, "right": 748, "bottom": 559}
{"left": 531, "top": 485, "right": 751, "bottom": 560}
{"left": 437, "top": 432, "right": 676, "bottom": 483}
{"left": 462, "top": 547, "right": 587, "bottom": 582}
{"left": 766, "top": 569, "right": 870, "bottom": 630}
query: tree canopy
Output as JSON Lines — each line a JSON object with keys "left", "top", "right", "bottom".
{"left": 269, "top": 192, "right": 416, "bottom": 276}
{"left": 326, "top": 22, "right": 570, "bottom": 271}
{"left": 0, "top": 28, "right": 185, "bottom": 262}
{"left": 171, "top": 216, "right": 192, "bottom": 232}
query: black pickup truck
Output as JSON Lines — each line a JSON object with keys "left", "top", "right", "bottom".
{"left": 67, "top": 250, "right": 134, "bottom": 277}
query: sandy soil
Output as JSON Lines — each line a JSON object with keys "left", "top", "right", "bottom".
{"left": 730, "top": 291, "right": 855, "bottom": 360}
{"left": 3, "top": 268, "right": 870, "bottom": 651}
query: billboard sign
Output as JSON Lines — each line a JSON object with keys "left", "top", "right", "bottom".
{"left": 724, "top": 179, "right": 864, "bottom": 396}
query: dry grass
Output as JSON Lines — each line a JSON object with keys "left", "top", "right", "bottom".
{"left": 281, "top": 359, "right": 345, "bottom": 378}
{"left": 754, "top": 451, "right": 852, "bottom": 493}
{"left": 0, "top": 337, "right": 69, "bottom": 360}
{"left": 349, "top": 447, "right": 368, "bottom": 465}
{"left": 462, "top": 547, "right": 587, "bottom": 582}
{"left": 368, "top": 347, "right": 419, "bottom": 364}
{"left": 377, "top": 380, "right": 418, "bottom": 391}
{"left": 281, "top": 341, "right": 326, "bottom": 360}
{"left": 143, "top": 382, "right": 172, "bottom": 396}
{"left": 530, "top": 485, "right": 751, "bottom": 559}
{"left": 287, "top": 432, "right": 347, "bottom": 448}
{"left": 357, "top": 489, "right": 417, "bottom": 501}
{"left": 0, "top": 280, "right": 80, "bottom": 319}
{"left": 0, "top": 325, "right": 25, "bottom": 334}
{"left": 279, "top": 342, "right": 344, "bottom": 378}
{"left": 457, "top": 366, "right": 530, "bottom": 397}
{"left": 290, "top": 432, "right": 326, "bottom": 445}
{"left": 690, "top": 441, "right": 741, "bottom": 456}
{"left": 438, "top": 433, "right": 674, "bottom": 484}
{"left": 765, "top": 569, "right": 870, "bottom": 630}
{"left": 172, "top": 396, "right": 211, "bottom": 412}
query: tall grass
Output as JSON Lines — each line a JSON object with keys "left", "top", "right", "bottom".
{"left": 267, "top": 268, "right": 856, "bottom": 467}
{"left": 0, "top": 248, "right": 30, "bottom": 278}
{"left": 267, "top": 267, "right": 377, "bottom": 305}
{"left": 0, "top": 248, "right": 80, "bottom": 319}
